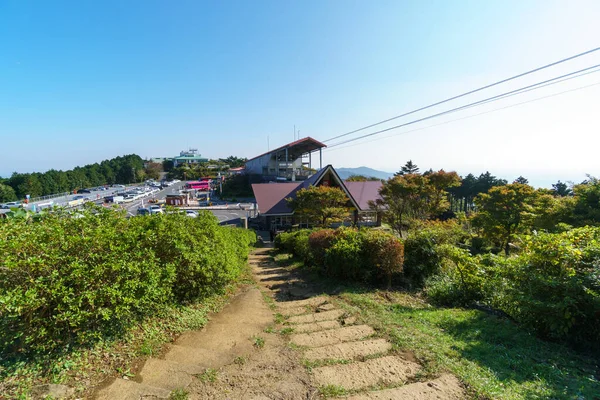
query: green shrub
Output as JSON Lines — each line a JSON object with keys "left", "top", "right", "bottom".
{"left": 277, "top": 228, "right": 405, "bottom": 286}
{"left": 425, "top": 244, "right": 486, "bottom": 306}
{"left": 324, "top": 228, "right": 366, "bottom": 281}
{"left": 403, "top": 220, "right": 466, "bottom": 287}
{"left": 0, "top": 207, "right": 255, "bottom": 357}
{"left": 502, "top": 228, "right": 600, "bottom": 342}
{"left": 307, "top": 229, "right": 336, "bottom": 268}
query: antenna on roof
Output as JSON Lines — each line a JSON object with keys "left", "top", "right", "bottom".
{"left": 267, "top": 136, "right": 270, "bottom": 151}
{"left": 294, "top": 124, "right": 296, "bottom": 141}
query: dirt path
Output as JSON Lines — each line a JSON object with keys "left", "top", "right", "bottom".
{"left": 92, "top": 247, "right": 466, "bottom": 399}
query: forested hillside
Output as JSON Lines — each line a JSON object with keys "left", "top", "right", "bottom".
{"left": 0, "top": 154, "right": 146, "bottom": 201}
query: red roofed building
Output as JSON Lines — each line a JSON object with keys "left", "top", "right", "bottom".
{"left": 245, "top": 137, "right": 326, "bottom": 182}
{"left": 251, "top": 165, "right": 383, "bottom": 230}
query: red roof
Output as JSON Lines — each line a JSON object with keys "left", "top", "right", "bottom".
{"left": 252, "top": 183, "right": 301, "bottom": 215}
{"left": 246, "top": 136, "right": 327, "bottom": 163}
{"left": 251, "top": 166, "right": 383, "bottom": 216}
{"left": 344, "top": 181, "right": 383, "bottom": 210}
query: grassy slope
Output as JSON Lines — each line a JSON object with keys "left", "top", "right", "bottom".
{"left": 274, "top": 253, "right": 600, "bottom": 400}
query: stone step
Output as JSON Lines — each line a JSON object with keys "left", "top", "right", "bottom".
{"left": 93, "top": 378, "right": 170, "bottom": 400}
{"left": 312, "top": 355, "right": 421, "bottom": 391}
{"left": 280, "top": 306, "right": 312, "bottom": 317}
{"left": 257, "top": 273, "right": 290, "bottom": 281}
{"left": 288, "top": 309, "right": 344, "bottom": 325}
{"left": 304, "top": 339, "right": 392, "bottom": 362}
{"left": 291, "top": 320, "right": 342, "bottom": 334}
{"left": 136, "top": 358, "right": 194, "bottom": 391}
{"left": 277, "top": 296, "right": 328, "bottom": 309}
{"left": 290, "top": 325, "right": 375, "bottom": 348}
{"left": 344, "top": 374, "right": 465, "bottom": 400}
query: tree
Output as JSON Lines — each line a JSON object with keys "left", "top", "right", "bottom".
{"left": 552, "top": 180, "right": 572, "bottom": 197}
{"left": 144, "top": 162, "right": 163, "bottom": 180}
{"left": 287, "top": 186, "right": 350, "bottom": 227}
{"left": 514, "top": 176, "right": 529, "bottom": 184}
{"left": 472, "top": 183, "right": 539, "bottom": 255}
{"left": 0, "top": 183, "right": 17, "bottom": 202}
{"left": 345, "top": 175, "right": 380, "bottom": 182}
{"left": 372, "top": 170, "right": 459, "bottom": 238}
{"left": 394, "top": 160, "right": 419, "bottom": 176}
{"left": 219, "top": 156, "right": 247, "bottom": 168}
{"left": 570, "top": 176, "right": 600, "bottom": 226}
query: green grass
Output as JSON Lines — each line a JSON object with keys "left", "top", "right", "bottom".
{"left": 198, "top": 368, "right": 218, "bottom": 383}
{"left": 338, "top": 290, "right": 600, "bottom": 400}
{"left": 274, "top": 251, "right": 600, "bottom": 400}
{"left": 279, "top": 327, "right": 294, "bottom": 335}
{"left": 169, "top": 388, "right": 189, "bottom": 400}
{"left": 319, "top": 384, "right": 347, "bottom": 398}
{"left": 251, "top": 335, "right": 265, "bottom": 349}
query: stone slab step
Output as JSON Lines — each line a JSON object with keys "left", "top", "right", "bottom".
{"left": 163, "top": 344, "right": 223, "bottom": 367}
{"left": 93, "top": 378, "right": 170, "bottom": 400}
{"left": 292, "top": 320, "right": 342, "bottom": 334}
{"left": 344, "top": 374, "right": 465, "bottom": 400}
{"left": 136, "top": 358, "right": 194, "bottom": 391}
{"left": 304, "top": 339, "right": 392, "bottom": 362}
{"left": 313, "top": 355, "right": 421, "bottom": 391}
{"left": 290, "top": 325, "right": 374, "bottom": 348}
{"left": 288, "top": 309, "right": 344, "bottom": 324}
{"left": 276, "top": 296, "right": 329, "bottom": 310}
{"left": 280, "top": 306, "right": 312, "bottom": 317}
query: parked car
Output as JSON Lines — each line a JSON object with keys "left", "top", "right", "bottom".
{"left": 185, "top": 210, "right": 198, "bottom": 218}
{"left": 78, "top": 189, "right": 92, "bottom": 194}
{"left": 137, "top": 208, "right": 150, "bottom": 216}
{"left": 148, "top": 205, "right": 163, "bottom": 214}
{"left": 1, "top": 202, "right": 22, "bottom": 209}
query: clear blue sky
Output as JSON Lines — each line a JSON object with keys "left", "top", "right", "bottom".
{"left": 1, "top": 0, "right": 599, "bottom": 187}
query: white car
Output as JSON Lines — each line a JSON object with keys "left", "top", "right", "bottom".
{"left": 185, "top": 210, "right": 198, "bottom": 218}
{"left": 148, "top": 205, "right": 163, "bottom": 214}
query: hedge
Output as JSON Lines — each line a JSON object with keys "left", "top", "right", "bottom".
{"left": 0, "top": 207, "right": 256, "bottom": 356}
{"left": 276, "top": 227, "right": 404, "bottom": 287}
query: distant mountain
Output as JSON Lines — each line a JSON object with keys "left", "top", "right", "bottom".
{"left": 336, "top": 167, "right": 394, "bottom": 180}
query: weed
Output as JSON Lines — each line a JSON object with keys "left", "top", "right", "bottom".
{"left": 198, "top": 368, "right": 218, "bottom": 383}
{"left": 264, "top": 325, "right": 275, "bottom": 334}
{"left": 274, "top": 313, "right": 286, "bottom": 324}
{"left": 319, "top": 384, "right": 347, "bottom": 398}
{"left": 261, "top": 291, "right": 277, "bottom": 310}
{"left": 251, "top": 335, "right": 265, "bottom": 348}
{"left": 169, "top": 388, "right": 189, "bottom": 400}
{"left": 233, "top": 356, "right": 247, "bottom": 365}
{"left": 279, "top": 327, "right": 294, "bottom": 335}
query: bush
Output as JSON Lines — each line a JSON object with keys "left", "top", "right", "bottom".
{"left": 307, "top": 229, "right": 336, "bottom": 268}
{"left": 425, "top": 244, "right": 486, "bottom": 306}
{"left": 277, "top": 228, "right": 404, "bottom": 286}
{"left": 502, "top": 228, "right": 600, "bottom": 342}
{"left": 403, "top": 220, "right": 466, "bottom": 287}
{"left": 0, "top": 207, "right": 255, "bottom": 356}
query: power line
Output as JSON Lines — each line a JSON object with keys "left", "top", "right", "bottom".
{"left": 325, "top": 80, "right": 600, "bottom": 153}
{"left": 326, "top": 64, "right": 600, "bottom": 148}
{"left": 322, "top": 46, "right": 600, "bottom": 143}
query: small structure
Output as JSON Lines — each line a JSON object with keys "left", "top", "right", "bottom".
{"left": 251, "top": 165, "right": 382, "bottom": 230}
{"left": 165, "top": 194, "right": 189, "bottom": 206}
{"left": 245, "top": 137, "right": 326, "bottom": 181}
{"left": 173, "top": 149, "right": 209, "bottom": 167}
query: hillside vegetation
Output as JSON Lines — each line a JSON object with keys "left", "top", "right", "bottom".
{"left": 274, "top": 162, "right": 600, "bottom": 399}
{"left": 0, "top": 207, "right": 256, "bottom": 397}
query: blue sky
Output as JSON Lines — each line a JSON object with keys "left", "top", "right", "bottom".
{"left": 1, "top": 0, "right": 599, "bottom": 187}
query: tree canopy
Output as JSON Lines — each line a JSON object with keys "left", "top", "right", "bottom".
{"left": 287, "top": 186, "right": 350, "bottom": 227}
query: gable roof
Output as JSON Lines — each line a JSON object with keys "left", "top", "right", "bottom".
{"left": 252, "top": 182, "right": 300, "bottom": 215}
{"left": 344, "top": 181, "right": 383, "bottom": 210}
{"left": 252, "top": 165, "right": 380, "bottom": 216}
